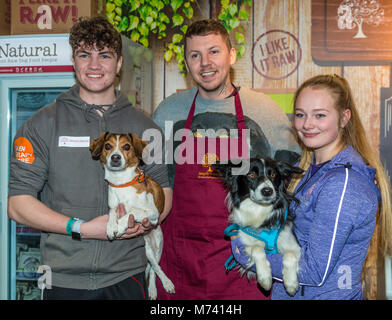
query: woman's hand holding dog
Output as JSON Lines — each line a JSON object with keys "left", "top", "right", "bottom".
{"left": 230, "top": 237, "right": 255, "bottom": 272}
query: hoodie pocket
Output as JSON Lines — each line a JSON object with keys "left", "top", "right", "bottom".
{"left": 40, "top": 231, "right": 96, "bottom": 274}
{"left": 40, "top": 207, "right": 101, "bottom": 274}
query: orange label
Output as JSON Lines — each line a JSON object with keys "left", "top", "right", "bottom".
{"left": 14, "top": 137, "right": 35, "bottom": 164}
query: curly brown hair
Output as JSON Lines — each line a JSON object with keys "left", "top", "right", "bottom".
{"left": 69, "top": 16, "right": 122, "bottom": 60}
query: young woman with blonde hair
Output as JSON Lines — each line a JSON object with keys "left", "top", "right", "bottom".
{"left": 231, "top": 74, "right": 391, "bottom": 299}
{"left": 288, "top": 74, "right": 392, "bottom": 298}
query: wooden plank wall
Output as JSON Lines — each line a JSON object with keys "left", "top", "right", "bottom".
{"left": 151, "top": 0, "right": 390, "bottom": 152}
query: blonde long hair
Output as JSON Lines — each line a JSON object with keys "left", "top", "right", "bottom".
{"left": 289, "top": 74, "right": 392, "bottom": 256}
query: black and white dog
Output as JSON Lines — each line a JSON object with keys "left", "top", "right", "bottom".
{"left": 213, "top": 158, "right": 303, "bottom": 296}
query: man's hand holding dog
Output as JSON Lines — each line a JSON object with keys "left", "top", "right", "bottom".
{"left": 116, "top": 203, "right": 153, "bottom": 239}
{"left": 80, "top": 203, "right": 153, "bottom": 240}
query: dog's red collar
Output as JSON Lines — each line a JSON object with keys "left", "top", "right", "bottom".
{"left": 107, "top": 171, "right": 146, "bottom": 188}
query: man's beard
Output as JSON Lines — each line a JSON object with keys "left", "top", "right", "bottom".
{"left": 196, "top": 77, "right": 232, "bottom": 98}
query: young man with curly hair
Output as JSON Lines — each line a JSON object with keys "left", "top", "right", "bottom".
{"left": 8, "top": 16, "right": 171, "bottom": 300}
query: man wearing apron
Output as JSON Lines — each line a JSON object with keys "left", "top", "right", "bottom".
{"left": 153, "top": 19, "right": 300, "bottom": 299}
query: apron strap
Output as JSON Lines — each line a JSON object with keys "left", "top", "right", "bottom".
{"left": 181, "top": 89, "right": 198, "bottom": 143}
{"left": 183, "top": 89, "right": 199, "bottom": 131}
{"left": 233, "top": 86, "right": 246, "bottom": 145}
{"left": 183, "top": 85, "right": 245, "bottom": 131}
{"left": 233, "top": 85, "right": 246, "bottom": 131}
{"left": 181, "top": 85, "right": 248, "bottom": 157}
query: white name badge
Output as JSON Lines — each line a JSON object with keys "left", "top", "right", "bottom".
{"left": 58, "top": 136, "right": 90, "bottom": 148}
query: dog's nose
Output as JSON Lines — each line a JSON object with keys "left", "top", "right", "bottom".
{"left": 111, "top": 154, "right": 121, "bottom": 161}
{"left": 261, "top": 187, "right": 273, "bottom": 197}
{"left": 111, "top": 154, "right": 122, "bottom": 165}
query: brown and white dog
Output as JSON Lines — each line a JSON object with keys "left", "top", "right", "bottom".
{"left": 90, "top": 132, "right": 175, "bottom": 299}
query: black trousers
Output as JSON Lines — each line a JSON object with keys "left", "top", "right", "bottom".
{"left": 43, "top": 272, "right": 147, "bottom": 300}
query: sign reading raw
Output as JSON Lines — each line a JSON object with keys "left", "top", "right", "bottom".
{"left": 11, "top": 0, "right": 105, "bottom": 35}
{"left": 252, "top": 29, "right": 302, "bottom": 81}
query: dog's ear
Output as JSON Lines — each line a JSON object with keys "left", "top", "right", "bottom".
{"left": 129, "top": 133, "right": 148, "bottom": 160}
{"left": 276, "top": 160, "right": 304, "bottom": 180}
{"left": 212, "top": 159, "right": 252, "bottom": 182}
{"left": 211, "top": 161, "right": 242, "bottom": 195}
{"left": 211, "top": 161, "right": 239, "bottom": 180}
{"left": 90, "top": 132, "right": 109, "bottom": 160}
{"left": 211, "top": 161, "right": 229, "bottom": 174}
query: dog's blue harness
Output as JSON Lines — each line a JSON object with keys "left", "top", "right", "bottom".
{"left": 224, "top": 209, "right": 288, "bottom": 271}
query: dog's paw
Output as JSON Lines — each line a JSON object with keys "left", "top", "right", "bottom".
{"left": 148, "top": 284, "right": 158, "bottom": 300}
{"left": 257, "top": 274, "right": 272, "bottom": 291}
{"left": 106, "top": 221, "right": 118, "bottom": 241}
{"left": 162, "top": 278, "right": 175, "bottom": 294}
{"left": 282, "top": 251, "right": 300, "bottom": 296}
{"left": 148, "top": 207, "right": 160, "bottom": 226}
{"left": 116, "top": 215, "right": 129, "bottom": 237}
{"left": 283, "top": 267, "right": 299, "bottom": 296}
{"left": 284, "top": 278, "right": 299, "bottom": 296}
{"left": 148, "top": 214, "right": 159, "bottom": 226}
{"left": 106, "top": 229, "right": 117, "bottom": 241}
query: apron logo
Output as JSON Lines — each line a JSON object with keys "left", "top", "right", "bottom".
{"left": 198, "top": 153, "right": 221, "bottom": 179}
{"left": 14, "top": 137, "right": 35, "bottom": 164}
{"left": 193, "top": 131, "right": 229, "bottom": 139}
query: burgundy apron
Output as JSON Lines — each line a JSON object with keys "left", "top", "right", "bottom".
{"left": 157, "top": 88, "right": 270, "bottom": 299}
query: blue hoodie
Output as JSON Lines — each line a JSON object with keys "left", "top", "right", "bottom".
{"left": 231, "top": 145, "right": 380, "bottom": 299}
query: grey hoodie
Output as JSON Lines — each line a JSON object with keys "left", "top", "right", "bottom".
{"left": 9, "top": 85, "right": 169, "bottom": 290}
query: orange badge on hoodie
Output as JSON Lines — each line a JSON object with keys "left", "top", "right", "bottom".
{"left": 14, "top": 137, "right": 35, "bottom": 164}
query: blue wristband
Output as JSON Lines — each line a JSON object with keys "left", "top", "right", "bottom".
{"left": 66, "top": 218, "right": 76, "bottom": 236}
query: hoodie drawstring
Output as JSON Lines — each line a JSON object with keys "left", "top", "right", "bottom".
{"left": 83, "top": 103, "right": 114, "bottom": 122}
